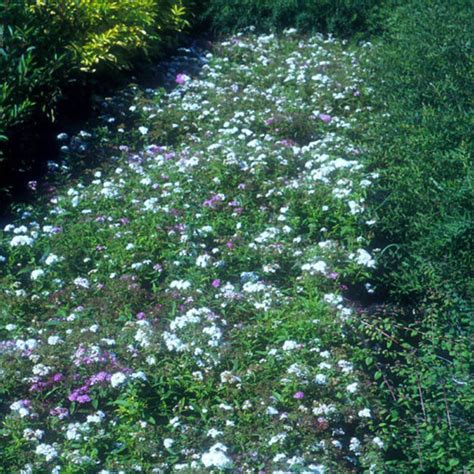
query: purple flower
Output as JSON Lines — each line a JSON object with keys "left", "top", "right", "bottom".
{"left": 203, "top": 194, "right": 224, "bottom": 208}
{"left": 50, "top": 407, "right": 69, "bottom": 419}
{"left": 51, "top": 373, "right": 63, "bottom": 383}
{"left": 76, "top": 394, "right": 91, "bottom": 404}
{"left": 212, "top": 279, "right": 221, "bottom": 288}
{"left": 148, "top": 145, "right": 163, "bottom": 155}
{"left": 293, "top": 391, "right": 305, "bottom": 400}
{"left": 69, "top": 383, "right": 92, "bottom": 404}
{"left": 30, "top": 382, "right": 47, "bottom": 392}
{"left": 279, "top": 139, "right": 295, "bottom": 147}
{"left": 68, "top": 392, "right": 78, "bottom": 402}
{"left": 136, "top": 312, "right": 146, "bottom": 320}
{"left": 89, "top": 371, "right": 111, "bottom": 385}
{"left": 175, "top": 73, "right": 190, "bottom": 85}
{"left": 319, "top": 113, "right": 332, "bottom": 123}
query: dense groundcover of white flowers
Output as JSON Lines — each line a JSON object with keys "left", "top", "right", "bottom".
{"left": 0, "top": 31, "right": 385, "bottom": 472}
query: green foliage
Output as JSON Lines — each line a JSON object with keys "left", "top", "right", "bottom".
{"left": 196, "top": 0, "right": 395, "bottom": 37}
{"left": 359, "top": 0, "right": 474, "bottom": 470}
{"left": 0, "top": 5, "right": 68, "bottom": 170}
{"left": 353, "top": 295, "right": 473, "bottom": 472}
{"left": 26, "top": 0, "right": 189, "bottom": 73}
{"left": 367, "top": 0, "right": 473, "bottom": 303}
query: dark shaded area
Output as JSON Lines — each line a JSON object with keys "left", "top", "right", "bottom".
{"left": 0, "top": 82, "right": 94, "bottom": 220}
{"left": 0, "top": 33, "right": 211, "bottom": 223}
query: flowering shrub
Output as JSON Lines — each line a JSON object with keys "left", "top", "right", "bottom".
{"left": 0, "top": 31, "right": 385, "bottom": 471}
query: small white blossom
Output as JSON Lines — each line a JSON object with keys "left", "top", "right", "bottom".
{"left": 268, "top": 433, "right": 287, "bottom": 446}
{"left": 87, "top": 411, "right": 106, "bottom": 423}
{"left": 347, "top": 382, "right": 358, "bottom": 393}
{"left": 201, "top": 443, "right": 233, "bottom": 469}
{"left": 358, "top": 408, "right": 371, "bottom": 418}
{"left": 30, "top": 269, "right": 45, "bottom": 281}
{"left": 10, "top": 400, "right": 30, "bottom": 417}
{"left": 110, "top": 372, "right": 127, "bottom": 388}
{"left": 196, "top": 254, "right": 212, "bottom": 268}
{"left": 373, "top": 437, "right": 384, "bottom": 449}
{"left": 315, "top": 374, "right": 328, "bottom": 385}
{"left": 48, "top": 336, "right": 63, "bottom": 346}
{"left": 169, "top": 280, "right": 191, "bottom": 290}
{"left": 45, "top": 254, "right": 61, "bottom": 266}
{"left": 164, "top": 438, "right": 174, "bottom": 449}
{"left": 35, "top": 443, "right": 58, "bottom": 461}
{"left": 207, "top": 428, "right": 223, "bottom": 439}
{"left": 10, "top": 235, "right": 34, "bottom": 247}
{"left": 349, "top": 437, "right": 361, "bottom": 454}
{"left": 32, "top": 364, "right": 51, "bottom": 376}
{"left": 73, "top": 277, "right": 90, "bottom": 289}
{"left": 282, "top": 340, "right": 299, "bottom": 351}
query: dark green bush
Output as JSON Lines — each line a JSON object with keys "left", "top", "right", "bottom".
{"left": 196, "top": 0, "right": 395, "bottom": 37}
{"left": 367, "top": 0, "right": 473, "bottom": 302}
{"left": 361, "top": 0, "right": 473, "bottom": 470}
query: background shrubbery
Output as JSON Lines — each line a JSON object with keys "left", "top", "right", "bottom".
{"left": 195, "top": 0, "right": 397, "bottom": 37}
{"left": 0, "top": 0, "right": 188, "bottom": 199}
{"left": 367, "top": 0, "right": 473, "bottom": 304}
{"left": 359, "top": 0, "right": 473, "bottom": 470}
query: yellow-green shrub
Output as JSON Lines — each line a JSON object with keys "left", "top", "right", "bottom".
{"left": 28, "top": 0, "right": 188, "bottom": 73}
{"left": 0, "top": 0, "right": 189, "bottom": 195}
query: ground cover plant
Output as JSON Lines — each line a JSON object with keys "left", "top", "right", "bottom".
{"left": 0, "top": 31, "right": 389, "bottom": 472}
{"left": 0, "top": 0, "right": 472, "bottom": 471}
